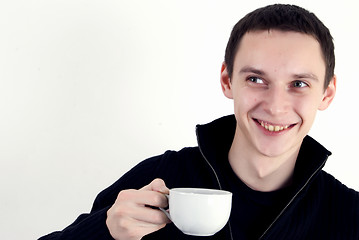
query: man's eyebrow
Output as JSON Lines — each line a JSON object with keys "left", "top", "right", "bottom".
{"left": 239, "top": 66, "right": 266, "bottom": 76}
{"left": 292, "top": 73, "right": 319, "bottom": 81}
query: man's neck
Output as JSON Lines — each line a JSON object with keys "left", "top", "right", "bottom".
{"left": 228, "top": 133, "right": 300, "bottom": 192}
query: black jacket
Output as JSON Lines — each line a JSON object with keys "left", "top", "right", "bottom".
{"left": 39, "top": 115, "right": 359, "bottom": 240}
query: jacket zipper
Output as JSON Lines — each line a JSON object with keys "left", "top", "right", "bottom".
{"left": 258, "top": 155, "right": 329, "bottom": 239}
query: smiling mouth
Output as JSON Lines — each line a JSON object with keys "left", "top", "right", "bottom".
{"left": 255, "top": 119, "right": 296, "bottom": 132}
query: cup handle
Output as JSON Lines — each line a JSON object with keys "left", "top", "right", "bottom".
{"left": 159, "top": 194, "right": 171, "bottom": 220}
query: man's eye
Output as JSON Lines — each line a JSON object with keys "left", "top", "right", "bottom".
{"left": 248, "top": 77, "right": 264, "bottom": 84}
{"left": 292, "top": 80, "right": 308, "bottom": 88}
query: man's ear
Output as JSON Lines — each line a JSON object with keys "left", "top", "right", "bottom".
{"left": 220, "top": 62, "right": 233, "bottom": 99}
{"left": 318, "top": 75, "right": 337, "bottom": 111}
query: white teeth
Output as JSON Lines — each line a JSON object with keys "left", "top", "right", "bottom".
{"left": 260, "top": 121, "right": 289, "bottom": 132}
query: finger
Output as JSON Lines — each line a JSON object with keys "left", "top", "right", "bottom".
{"left": 120, "top": 191, "right": 170, "bottom": 223}
{"left": 119, "top": 189, "right": 168, "bottom": 208}
{"left": 140, "top": 190, "right": 169, "bottom": 208}
{"left": 111, "top": 197, "right": 171, "bottom": 227}
{"left": 140, "top": 178, "right": 169, "bottom": 194}
{"left": 132, "top": 206, "right": 171, "bottom": 225}
{"left": 111, "top": 201, "right": 170, "bottom": 226}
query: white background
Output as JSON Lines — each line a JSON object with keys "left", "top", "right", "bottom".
{"left": 0, "top": 0, "right": 358, "bottom": 239}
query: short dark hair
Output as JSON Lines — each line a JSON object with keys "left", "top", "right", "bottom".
{"left": 225, "top": 4, "right": 335, "bottom": 88}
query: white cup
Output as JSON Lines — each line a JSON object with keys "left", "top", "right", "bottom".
{"left": 161, "top": 188, "right": 232, "bottom": 236}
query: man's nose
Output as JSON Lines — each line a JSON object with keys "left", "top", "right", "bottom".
{"left": 263, "top": 87, "right": 290, "bottom": 116}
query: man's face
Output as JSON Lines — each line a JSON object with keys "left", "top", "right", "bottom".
{"left": 221, "top": 30, "right": 336, "bottom": 158}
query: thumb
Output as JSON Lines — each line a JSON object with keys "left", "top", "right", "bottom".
{"left": 141, "top": 178, "right": 169, "bottom": 194}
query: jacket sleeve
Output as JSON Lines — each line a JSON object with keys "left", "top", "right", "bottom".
{"left": 38, "top": 152, "right": 171, "bottom": 240}
{"left": 38, "top": 208, "right": 113, "bottom": 240}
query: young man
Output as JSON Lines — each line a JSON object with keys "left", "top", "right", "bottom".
{"left": 39, "top": 4, "right": 359, "bottom": 240}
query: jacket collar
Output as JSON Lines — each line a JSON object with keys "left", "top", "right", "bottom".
{"left": 196, "top": 114, "right": 332, "bottom": 190}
